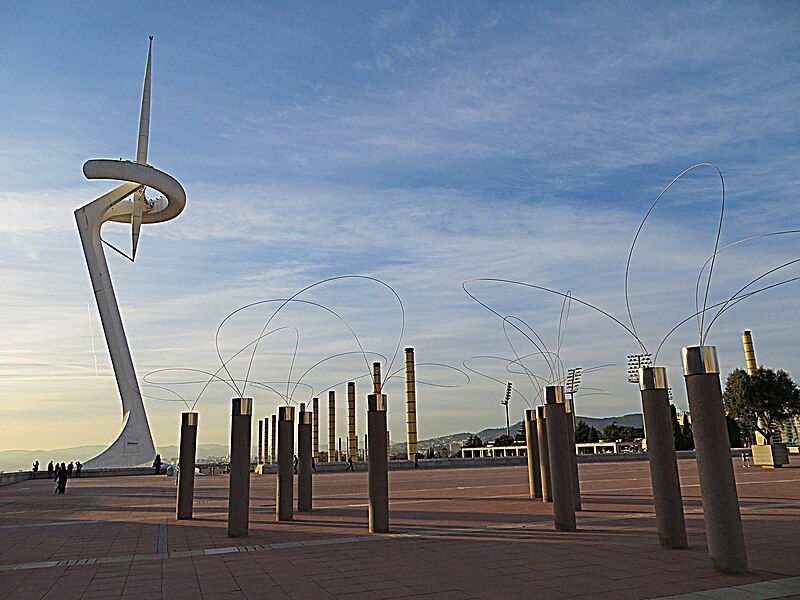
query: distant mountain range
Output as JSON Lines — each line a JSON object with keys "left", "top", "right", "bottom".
{"left": 390, "top": 413, "right": 644, "bottom": 453}
{"left": 1, "top": 414, "right": 644, "bottom": 472}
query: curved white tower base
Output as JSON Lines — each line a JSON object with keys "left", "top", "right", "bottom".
{"left": 78, "top": 38, "right": 186, "bottom": 468}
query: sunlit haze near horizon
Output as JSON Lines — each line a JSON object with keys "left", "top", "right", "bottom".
{"left": 1, "top": 2, "right": 799, "bottom": 453}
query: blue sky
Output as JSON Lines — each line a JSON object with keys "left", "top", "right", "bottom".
{"left": 1, "top": 2, "right": 799, "bottom": 452}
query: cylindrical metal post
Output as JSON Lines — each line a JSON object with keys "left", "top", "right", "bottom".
{"left": 544, "top": 387, "right": 576, "bottom": 532}
{"left": 228, "top": 398, "right": 252, "bottom": 538}
{"left": 639, "top": 367, "right": 687, "bottom": 549}
{"left": 261, "top": 418, "right": 268, "bottom": 465}
{"left": 276, "top": 405, "right": 295, "bottom": 522}
{"left": 176, "top": 411, "right": 198, "bottom": 520}
{"left": 328, "top": 391, "right": 336, "bottom": 462}
{"left": 405, "top": 348, "right": 418, "bottom": 460}
{"left": 524, "top": 409, "right": 542, "bottom": 499}
{"left": 367, "top": 393, "right": 389, "bottom": 533}
{"left": 682, "top": 346, "right": 748, "bottom": 574}
{"left": 536, "top": 406, "right": 552, "bottom": 502}
{"left": 270, "top": 414, "right": 276, "bottom": 464}
{"left": 312, "top": 397, "right": 320, "bottom": 460}
{"left": 257, "top": 419, "right": 263, "bottom": 465}
{"left": 298, "top": 410, "right": 313, "bottom": 512}
{"left": 347, "top": 382, "right": 357, "bottom": 461}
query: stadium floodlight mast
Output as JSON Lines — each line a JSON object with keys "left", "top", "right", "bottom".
{"left": 502, "top": 382, "right": 513, "bottom": 437}
{"left": 565, "top": 367, "right": 582, "bottom": 402}
{"left": 627, "top": 353, "right": 653, "bottom": 384}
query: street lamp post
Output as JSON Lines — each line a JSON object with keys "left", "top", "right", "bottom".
{"left": 502, "top": 382, "right": 512, "bottom": 437}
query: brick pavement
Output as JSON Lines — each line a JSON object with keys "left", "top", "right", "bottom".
{"left": 0, "top": 457, "right": 799, "bottom": 599}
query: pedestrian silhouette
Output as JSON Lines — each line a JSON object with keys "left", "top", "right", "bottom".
{"left": 346, "top": 456, "right": 354, "bottom": 471}
{"left": 153, "top": 454, "right": 162, "bottom": 475}
{"left": 67, "top": 462, "right": 74, "bottom": 478}
{"left": 47, "top": 461, "right": 54, "bottom": 478}
{"left": 414, "top": 452, "right": 422, "bottom": 468}
{"left": 75, "top": 461, "right": 82, "bottom": 477}
{"left": 55, "top": 463, "right": 68, "bottom": 494}
{"left": 293, "top": 455, "right": 299, "bottom": 475}
{"left": 53, "top": 462, "right": 61, "bottom": 481}
{"left": 32, "top": 461, "right": 39, "bottom": 478}
{"left": 311, "top": 456, "right": 317, "bottom": 473}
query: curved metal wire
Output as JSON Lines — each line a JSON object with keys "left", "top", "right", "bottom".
{"left": 653, "top": 274, "right": 800, "bottom": 362}
{"left": 463, "top": 278, "right": 642, "bottom": 346}
{"left": 231, "top": 276, "right": 404, "bottom": 397}
{"left": 624, "top": 163, "right": 725, "bottom": 351}
{"left": 383, "top": 362, "right": 471, "bottom": 389}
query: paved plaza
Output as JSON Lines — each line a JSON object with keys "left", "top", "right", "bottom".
{"left": 1, "top": 458, "right": 799, "bottom": 599}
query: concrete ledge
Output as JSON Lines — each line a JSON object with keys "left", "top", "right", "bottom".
{"left": 0, "top": 466, "right": 156, "bottom": 487}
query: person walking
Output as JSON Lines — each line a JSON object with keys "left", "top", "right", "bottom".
{"left": 67, "top": 462, "right": 74, "bottom": 478}
{"left": 32, "top": 461, "right": 39, "bottom": 478}
{"left": 53, "top": 462, "right": 61, "bottom": 482}
{"left": 55, "top": 464, "right": 68, "bottom": 495}
{"left": 311, "top": 456, "right": 317, "bottom": 474}
{"left": 75, "top": 461, "right": 82, "bottom": 477}
{"left": 293, "top": 455, "right": 299, "bottom": 475}
{"left": 47, "top": 461, "right": 54, "bottom": 478}
{"left": 345, "top": 456, "right": 354, "bottom": 471}
{"left": 414, "top": 452, "right": 421, "bottom": 469}
{"left": 153, "top": 454, "right": 162, "bottom": 475}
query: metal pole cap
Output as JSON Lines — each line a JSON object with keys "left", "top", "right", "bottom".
{"left": 681, "top": 346, "right": 719, "bottom": 375}
{"left": 300, "top": 411, "right": 312, "bottom": 425}
{"left": 278, "top": 405, "right": 295, "bottom": 421}
{"left": 544, "top": 385, "right": 565, "bottom": 405}
{"left": 525, "top": 408, "right": 534, "bottom": 421}
{"left": 639, "top": 366, "right": 669, "bottom": 390}
{"left": 368, "top": 393, "right": 387, "bottom": 411}
{"left": 231, "top": 398, "right": 252, "bottom": 416}
{"left": 181, "top": 412, "right": 198, "bottom": 426}
{"left": 536, "top": 405, "right": 546, "bottom": 419}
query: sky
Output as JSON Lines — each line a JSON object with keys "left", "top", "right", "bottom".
{"left": 1, "top": 2, "right": 799, "bottom": 454}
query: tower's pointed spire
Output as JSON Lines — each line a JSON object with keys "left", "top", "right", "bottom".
{"left": 132, "top": 36, "right": 153, "bottom": 260}
{"left": 135, "top": 36, "right": 153, "bottom": 165}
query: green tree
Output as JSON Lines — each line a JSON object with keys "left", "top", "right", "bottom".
{"left": 494, "top": 434, "right": 516, "bottom": 447}
{"left": 723, "top": 367, "right": 800, "bottom": 443}
{"left": 726, "top": 416, "right": 742, "bottom": 448}
{"left": 463, "top": 435, "right": 483, "bottom": 448}
{"left": 514, "top": 424, "right": 526, "bottom": 442}
{"left": 575, "top": 420, "right": 600, "bottom": 443}
{"left": 681, "top": 415, "right": 694, "bottom": 450}
{"left": 601, "top": 422, "right": 643, "bottom": 442}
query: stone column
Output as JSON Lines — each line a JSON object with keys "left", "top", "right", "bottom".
{"left": 297, "top": 409, "right": 313, "bottom": 512}
{"left": 257, "top": 419, "right": 263, "bottom": 465}
{"left": 682, "top": 346, "right": 748, "bottom": 574}
{"left": 261, "top": 419, "right": 268, "bottom": 465}
{"left": 270, "top": 414, "right": 276, "bottom": 464}
{"left": 524, "top": 409, "right": 542, "bottom": 499}
{"left": 368, "top": 393, "right": 389, "bottom": 533}
{"left": 347, "top": 382, "right": 357, "bottom": 461}
{"left": 536, "top": 405, "right": 552, "bottom": 502}
{"left": 276, "top": 405, "right": 295, "bottom": 522}
{"left": 372, "top": 362, "right": 382, "bottom": 394}
{"left": 176, "top": 411, "right": 198, "bottom": 520}
{"left": 562, "top": 395, "right": 582, "bottom": 511}
{"left": 228, "top": 398, "right": 252, "bottom": 538}
{"left": 405, "top": 348, "right": 418, "bottom": 460}
{"left": 328, "top": 391, "right": 336, "bottom": 461}
{"left": 544, "top": 387, "right": 576, "bottom": 532}
{"left": 312, "top": 397, "right": 320, "bottom": 460}
{"left": 639, "top": 366, "right": 687, "bottom": 549}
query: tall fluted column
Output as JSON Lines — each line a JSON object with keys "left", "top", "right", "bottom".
{"left": 297, "top": 409, "right": 313, "bottom": 512}
{"left": 328, "top": 390, "right": 336, "bottom": 462}
{"left": 405, "top": 348, "right": 418, "bottom": 460}
{"left": 544, "top": 387, "right": 576, "bottom": 532}
{"left": 270, "top": 414, "right": 276, "bottom": 464}
{"left": 536, "top": 406, "right": 552, "bottom": 502}
{"left": 524, "top": 409, "right": 542, "bottom": 499}
{"left": 312, "top": 397, "right": 320, "bottom": 460}
{"left": 347, "top": 382, "right": 358, "bottom": 461}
